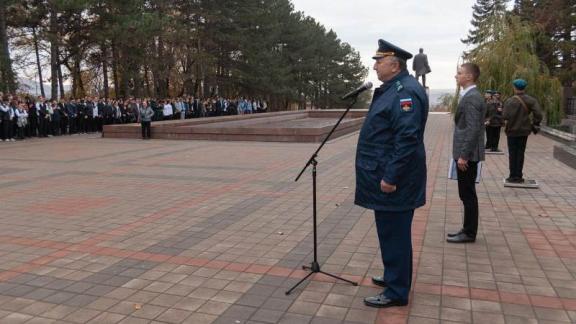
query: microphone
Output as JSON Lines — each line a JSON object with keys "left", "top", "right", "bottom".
{"left": 340, "top": 82, "right": 373, "bottom": 100}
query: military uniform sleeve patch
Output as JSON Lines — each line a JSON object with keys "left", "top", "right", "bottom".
{"left": 400, "top": 98, "right": 413, "bottom": 112}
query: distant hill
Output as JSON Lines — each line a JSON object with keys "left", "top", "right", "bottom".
{"left": 429, "top": 88, "right": 454, "bottom": 106}
{"left": 17, "top": 77, "right": 70, "bottom": 98}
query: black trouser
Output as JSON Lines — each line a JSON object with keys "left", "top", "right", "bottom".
{"left": 11, "top": 119, "right": 17, "bottom": 138}
{"left": 485, "top": 126, "right": 501, "bottom": 151}
{"left": 141, "top": 121, "right": 151, "bottom": 139}
{"left": 39, "top": 118, "right": 48, "bottom": 137}
{"left": 1, "top": 119, "right": 11, "bottom": 140}
{"left": 78, "top": 115, "right": 87, "bottom": 133}
{"left": 51, "top": 120, "right": 60, "bottom": 136}
{"left": 85, "top": 116, "right": 93, "bottom": 132}
{"left": 29, "top": 117, "right": 38, "bottom": 137}
{"left": 24, "top": 123, "right": 31, "bottom": 137}
{"left": 456, "top": 160, "right": 479, "bottom": 238}
{"left": 68, "top": 117, "right": 76, "bottom": 134}
{"left": 95, "top": 117, "right": 103, "bottom": 132}
{"left": 507, "top": 136, "right": 528, "bottom": 180}
{"left": 60, "top": 116, "right": 68, "bottom": 135}
{"left": 17, "top": 125, "right": 24, "bottom": 139}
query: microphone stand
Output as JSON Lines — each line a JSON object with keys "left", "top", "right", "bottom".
{"left": 285, "top": 98, "right": 360, "bottom": 295}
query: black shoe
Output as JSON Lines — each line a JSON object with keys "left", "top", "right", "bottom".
{"left": 371, "top": 276, "right": 387, "bottom": 288}
{"left": 446, "top": 232, "right": 476, "bottom": 243}
{"left": 447, "top": 229, "right": 464, "bottom": 238}
{"left": 364, "top": 294, "right": 408, "bottom": 308}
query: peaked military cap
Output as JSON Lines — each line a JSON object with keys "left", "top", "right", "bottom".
{"left": 372, "top": 39, "right": 413, "bottom": 60}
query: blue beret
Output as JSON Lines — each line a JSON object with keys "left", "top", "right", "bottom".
{"left": 513, "top": 79, "right": 527, "bottom": 90}
{"left": 372, "top": 39, "right": 413, "bottom": 61}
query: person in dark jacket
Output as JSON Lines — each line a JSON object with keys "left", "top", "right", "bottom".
{"left": 28, "top": 97, "right": 41, "bottom": 137}
{"left": 96, "top": 98, "right": 105, "bottom": 132}
{"left": 485, "top": 91, "right": 504, "bottom": 152}
{"left": 356, "top": 39, "right": 428, "bottom": 308}
{"left": 50, "top": 101, "right": 62, "bottom": 136}
{"left": 38, "top": 99, "right": 50, "bottom": 137}
{"left": 77, "top": 99, "right": 88, "bottom": 133}
{"left": 0, "top": 96, "right": 13, "bottom": 141}
{"left": 138, "top": 101, "right": 154, "bottom": 139}
{"left": 65, "top": 100, "right": 77, "bottom": 135}
{"left": 502, "top": 79, "right": 543, "bottom": 183}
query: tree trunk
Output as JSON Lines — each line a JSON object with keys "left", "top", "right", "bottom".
{"left": 74, "top": 53, "right": 84, "bottom": 98}
{"left": 57, "top": 54, "right": 65, "bottom": 99}
{"left": 0, "top": 1, "right": 16, "bottom": 93}
{"left": 49, "top": 5, "right": 59, "bottom": 100}
{"left": 101, "top": 42, "right": 109, "bottom": 99}
{"left": 132, "top": 63, "right": 142, "bottom": 98}
{"left": 111, "top": 41, "right": 120, "bottom": 98}
{"left": 143, "top": 65, "right": 151, "bottom": 97}
{"left": 31, "top": 27, "right": 45, "bottom": 97}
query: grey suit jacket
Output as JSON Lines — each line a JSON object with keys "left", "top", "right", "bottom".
{"left": 452, "top": 87, "right": 486, "bottom": 162}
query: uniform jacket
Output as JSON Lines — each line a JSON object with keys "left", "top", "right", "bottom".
{"left": 355, "top": 70, "right": 428, "bottom": 212}
{"left": 28, "top": 104, "right": 38, "bottom": 119}
{"left": 502, "top": 93, "right": 543, "bottom": 137}
{"left": 452, "top": 87, "right": 486, "bottom": 162}
{"left": 485, "top": 100, "right": 504, "bottom": 127}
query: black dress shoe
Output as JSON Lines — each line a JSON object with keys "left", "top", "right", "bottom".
{"left": 364, "top": 294, "right": 408, "bottom": 308}
{"left": 446, "top": 232, "right": 476, "bottom": 243}
{"left": 371, "top": 276, "right": 387, "bottom": 287}
{"left": 447, "top": 229, "right": 464, "bottom": 238}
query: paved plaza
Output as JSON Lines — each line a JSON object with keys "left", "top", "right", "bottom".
{"left": 0, "top": 113, "right": 575, "bottom": 324}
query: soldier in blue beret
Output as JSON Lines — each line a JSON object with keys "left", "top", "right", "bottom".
{"left": 355, "top": 39, "right": 428, "bottom": 308}
{"left": 502, "top": 79, "right": 543, "bottom": 183}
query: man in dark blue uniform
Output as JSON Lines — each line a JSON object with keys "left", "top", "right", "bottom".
{"left": 355, "top": 39, "right": 428, "bottom": 308}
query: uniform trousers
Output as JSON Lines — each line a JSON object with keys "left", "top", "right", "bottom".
{"left": 456, "top": 160, "right": 479, "bottom": 238}
{"left": 374, "top": 209, "right": 414, "bottom": 302}
{"left": 485, "top": 126, "right": 501, "bottom": 151}
{"left": 507, "top": 136, "right": 528, "bottom": 180}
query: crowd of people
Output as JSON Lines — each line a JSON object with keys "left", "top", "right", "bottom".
{"left": 0, "top": 94, "right": 268, "bottom": 142}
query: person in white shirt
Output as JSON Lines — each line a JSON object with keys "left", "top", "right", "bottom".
{"left": 0, "top": 96, "right": 17, "bottom": 141}
{"left": 162, "top": 100, "right": 173, "bottom": 120}
{"left": 15, "top": 102, "right": 28, "bottom": 140}
{"left": 0, "top": 98, "right": 10, "bottom": 141}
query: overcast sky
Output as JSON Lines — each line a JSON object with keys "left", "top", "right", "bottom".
{"left": 290, "top": 0, "right": 479, "bottom": 90}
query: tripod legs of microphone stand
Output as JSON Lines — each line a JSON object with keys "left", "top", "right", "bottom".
{"left": 285, "top": 261, "right": 358, "bottom": 295}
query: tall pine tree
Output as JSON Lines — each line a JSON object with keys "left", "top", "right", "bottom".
{"left": 462, "top": 0, "right": 508, "bottom": 50}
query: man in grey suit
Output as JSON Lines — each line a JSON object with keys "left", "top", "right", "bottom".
{"left": 448, "top": 63, "right": 486, "bottom": 243}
